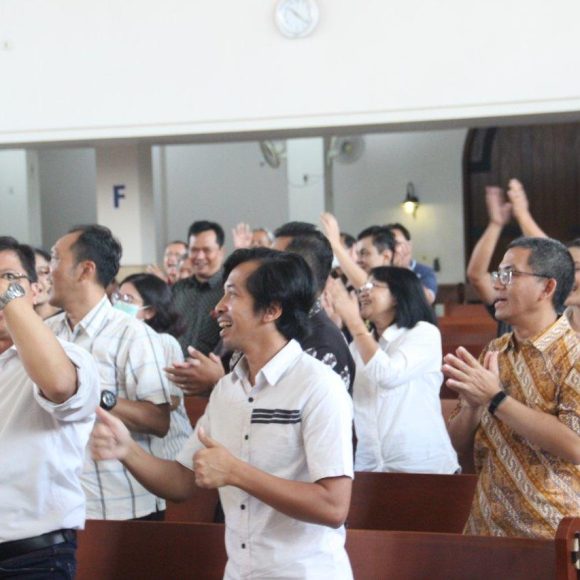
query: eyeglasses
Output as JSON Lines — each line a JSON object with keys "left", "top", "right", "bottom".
{"left": 357, "top": 281, "right": 389, "bottom": 294}
{"left": 111, "top": 291, "right": 138, "bottom": 305}
{"left": 0, "top": 272, "right": 30, "bottom": 282}
{"left": 491, "top": 268, "right": 551, "bottom": 287}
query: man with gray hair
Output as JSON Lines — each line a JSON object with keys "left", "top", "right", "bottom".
{"left": 444, "top": 236, "right": 580, "bottom": 538}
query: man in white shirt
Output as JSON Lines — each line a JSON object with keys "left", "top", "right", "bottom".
{"left": 47, "top": 225, "right": 172, "bottom": 520}
{"left": 91, "top": 248, "right": 354, "bottom": 579}
{"left": 0, "top": 237, "right": 100, "bottom": 577}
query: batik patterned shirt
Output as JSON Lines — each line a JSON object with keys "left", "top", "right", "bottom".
{"left": 462, "top": 315, "right": 580, "bottom": 538}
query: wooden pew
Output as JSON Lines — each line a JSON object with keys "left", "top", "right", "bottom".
{"left": 77, "top": 518, "right": 580, "bottom": 579}
{"left": 165, "top": 487, "right": 220, "bottom": 523}
{"left": 346, "top": 472, "right": 477, "bottom": 533}
{"left": 165, "top": 472, "right": 477, "bottom": 533}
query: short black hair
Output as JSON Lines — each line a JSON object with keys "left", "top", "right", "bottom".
{"left": 357, "top": 225, "right": 396, "bottom": 255}
{"left": 69, "top": 225, "right": 122, "bottom": 288}
{"left": 507, "top": 237, "right": 574, "bottom": 312}
{"left": 370, "top": 266, "right": 437, "bottom": 329}
{"left": 223, "top": 248, "right": 315, "bottom": 342}
{"left": 34, "top": 248, "right": 51, "bottom": 263}
{"left": 386, "top": 223, "right": 411, "bottom": 241}
{"left": 187, "top": 221, "right": 225, "bottom": 247}
{"left": 166, "top": 240, "right": 187, "bottom": 250}
{"left": 340, "top": 232, "right": 356, "bottom": 249}
{"left": 0, "top": 237, "right": 37, "bottom": 283}
{"left": 120, "top": 273, "right": 184, "bottom": 338}
{"left": 286, "top": 232, "right": 333, "bottom": 296}
{"left": 274, "top": 221, "right": 317, "bottom": 239}
{"left": 566, "top": 238, "right": 580, "bottom": 250}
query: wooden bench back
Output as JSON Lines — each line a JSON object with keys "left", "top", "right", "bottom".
{"left": 346, "top": 472, "right": 477, "bottom": 532}
{"left": 77, "top": 518, "right": 580, "bottom": 579}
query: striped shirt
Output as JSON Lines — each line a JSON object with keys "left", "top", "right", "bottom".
{"left": 151, "top": 333, "right": 193, "bottom": 460}
{"left": 171, "top": 271, "right": 223, "bottom": 355}
{"left": 46, "top": 296, "right": 171, "bottom": 520}
{"left": 461, "top": 315, "right": 580, "bottom": 538}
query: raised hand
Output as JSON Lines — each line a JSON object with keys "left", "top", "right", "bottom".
{"left": 320, "top": 212, "right": 342, "bottom": 247}
{"left": 506, "top": 178, "right": 529, "bottom": 220}
{"left": 485, "top": 186, "right": 511, "bottom": 226}
{"left": 232, "top": 223, "right": 253, "bottom": 249}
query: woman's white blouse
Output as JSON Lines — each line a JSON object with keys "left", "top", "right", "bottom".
{"left": 351, "top": 321, "right": 459, "bottom": 474}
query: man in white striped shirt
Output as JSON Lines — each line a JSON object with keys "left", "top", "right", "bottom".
{"left": 47, "top": 225, "right": 172, "bottom": 521}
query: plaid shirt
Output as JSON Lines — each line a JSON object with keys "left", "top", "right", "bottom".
{"left": 47, "top": 296, "right": 171, "bottom": 520}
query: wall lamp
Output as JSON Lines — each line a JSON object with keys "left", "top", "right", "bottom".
{"left": 402, "top": 182, "right": 420, "bottom": 218}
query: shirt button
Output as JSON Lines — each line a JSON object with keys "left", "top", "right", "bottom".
{"left": 241, "top": 543, "right": 246, "bottom": 549}
{"left": 248, "top": 397, "right": 254, "bottom": 403}
{"left": 244, "top": 435, "right": 249, "bottom": 440}
{"left": 241, "top": 504, "right": 246, "bottom": 510}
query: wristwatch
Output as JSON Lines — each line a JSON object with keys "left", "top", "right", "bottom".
{"left": 100, "top": 390, "right": 117, "bottom": 411}
{"left": 0, "top": 283, "right": 25, "bottom": 310}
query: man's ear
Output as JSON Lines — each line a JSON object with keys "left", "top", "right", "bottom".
{"left": 541, "top": 278, "right": 558, "bottom": 303}
{"left": 78, "top": 260, "right": 97, "bottom": 282}
{"left": 383, "top": 249, "right": 394, "bottom": 266}
{"left": 262, "top": 302, "right": 282, "bottom": 324}
{"left": 30, "top": 282, "right": 41, "bottom": 305}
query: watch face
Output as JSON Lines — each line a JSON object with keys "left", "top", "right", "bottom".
{"left": 275, "top": 0, "right": 319, "bottom": 39}
{"left": 100, "top": 390, "right": 117, "bottom": 411}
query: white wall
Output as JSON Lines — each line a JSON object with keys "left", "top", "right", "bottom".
{"left": 37, "top": 148, "right": 97, "bottom": 250}
{"left": 160, "top": 141, "right": 288, "bottom": 254}
{"left": 1, "top": 0, "right": 579, "bottom": 144}
{"left": 333, "top": 129, "right": 468, "bottom": 284}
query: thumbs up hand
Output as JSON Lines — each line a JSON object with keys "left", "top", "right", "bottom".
{"left": 90, "top": 406, "right": 133, "bottom": 461}
{"left": 194, "top": 427, "right": 236, "bottom": 489}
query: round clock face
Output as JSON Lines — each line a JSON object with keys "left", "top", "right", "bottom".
{"left": 275, "top": 0, "right": 320, "bottom": 39}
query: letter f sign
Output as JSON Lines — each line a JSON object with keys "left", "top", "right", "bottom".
{"left": 113, "top": 185, "right": 126, "bottom": 208}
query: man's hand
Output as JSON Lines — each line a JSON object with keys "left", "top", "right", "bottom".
{"left": 165, "top": 347, "right": 225, "bottom": 396}
{"left": 146, "top": 264, "right": 168, "bottom": 282}
{"left": 320, "top": 213, "right": 342, "bottom": 247}
{"left": 91, "top": 407, "right": 134, "bottom": 461}
{"left": 485, "top": 186, "right": 512, "bottom": 226}
{"left": 194, "top": 427, "right": 237, "bottom": 488}
{"left": 506, "top": 178, "right": 529, "bottom": 220}
{"left": 442, "top": 347, "right": 502, "bottom": 408}
{"left": 232, "top": 223, "right": 253, "bottom": 250}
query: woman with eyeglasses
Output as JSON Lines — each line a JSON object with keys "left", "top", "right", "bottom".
{"left": 327, "top": 266, "right": 459, "bottom": 473}
{"left": 33, "top": 248, "right": 61, "bottom": 320}
{"left": 114, "top": 273, "right": 193, "bottom": 459}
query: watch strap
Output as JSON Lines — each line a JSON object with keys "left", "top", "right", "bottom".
{"left": 488, "top": 391, "right": 508, "bottom": 416}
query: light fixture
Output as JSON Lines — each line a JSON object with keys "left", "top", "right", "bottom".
{"left": 402, "top": 182, "right": 420, "bottom": 218}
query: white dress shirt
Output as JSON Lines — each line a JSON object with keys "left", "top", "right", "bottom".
{"left": 351, "top": 321, "right": 459, "bottom": 474}
{"left": 47, "top": 296, "right": 172, "bottom": 520}
{"left": 177, "top": 339, "right": 354, "bottom": 580}
{"left": 0, "top": 340, "right": 100, "bottom": 542}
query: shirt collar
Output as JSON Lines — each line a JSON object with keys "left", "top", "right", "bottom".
{"left": 186, "top": 269, "right": 223, "bottom": 290}
{"left": 232, "top": 339, "right": 302, "bottom": 387}
{"left": 70, "top": 295, "right": 111, "bottom": 337}
{"left": 379, "top": 323, "right": 406, "bottom": 343}
{"left": 498, "top": 314, "right": 572, "bottom": 353}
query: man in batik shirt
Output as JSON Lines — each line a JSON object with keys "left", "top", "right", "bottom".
{"left": 444, "top": 237, "right": 580, "bottom": 538}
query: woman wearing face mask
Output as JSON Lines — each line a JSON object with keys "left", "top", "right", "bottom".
{"left": 113, "top": 274, "right": 193, "bottom": 459}
{"left": 33, "top": 248, "right": 61, "bottom": 320}
{"left": 327, "top": 266, "right": 459, "bottom": 474}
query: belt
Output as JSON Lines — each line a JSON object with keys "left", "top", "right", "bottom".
{"left": 0, "top": 529, "right": 76, "bottom": 562}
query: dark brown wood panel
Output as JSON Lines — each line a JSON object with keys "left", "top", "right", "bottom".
{"left": 464, "top": 123, "right": 580, "bottom": 271}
